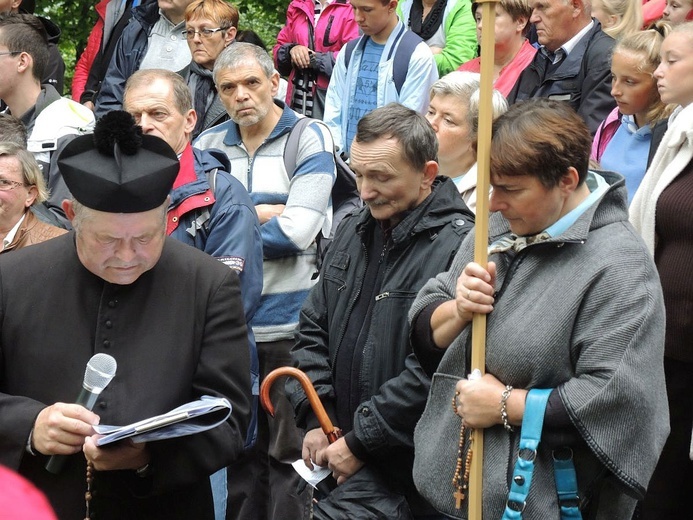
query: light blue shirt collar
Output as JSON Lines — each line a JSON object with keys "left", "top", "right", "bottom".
{"left": 544, "top": 171, "right": 609, "bottom": 238}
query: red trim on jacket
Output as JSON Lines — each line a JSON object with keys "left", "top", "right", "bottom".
{"left": 166, "top": 144, "right": 216, "bottom": 235}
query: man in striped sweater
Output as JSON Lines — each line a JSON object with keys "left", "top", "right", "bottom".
{"left": 195, "top": 42, "right": 335, "bottom": 520}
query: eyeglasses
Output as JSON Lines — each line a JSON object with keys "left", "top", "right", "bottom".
{"left": 0, "top": 179, "right": 28, "bottom": 190}
{"left": 0, "top": 51, "right": 19, "bottom": 58}
{"left": 182, "top": 27, "right": 227, "bottom": 40}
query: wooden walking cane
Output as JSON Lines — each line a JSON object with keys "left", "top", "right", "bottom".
{"left": 260, "top": 366, "right": 341, "bottom": 444}
{"left": 468, "top": 1, "right": 498, "bottom": 518}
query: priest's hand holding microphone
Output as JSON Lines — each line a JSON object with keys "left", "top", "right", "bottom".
{"left": 38, "top": 354, "right": 149, "bottom": 474}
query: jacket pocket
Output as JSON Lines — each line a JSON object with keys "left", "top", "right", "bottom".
{"left": 413, "top": 372, "right": 467, "bottom": 519}
{"left": 323, "top": 251, "right": 350, "bottom": 288}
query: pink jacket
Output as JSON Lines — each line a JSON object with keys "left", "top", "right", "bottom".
{"left": 642, "top": 0, "right": 665, "bottom": 26}
{"left": 273, "top": 0, "right": 359, "bottom": 104}
{"left": 591, "top": 106, "right": 620, "bottom": 162}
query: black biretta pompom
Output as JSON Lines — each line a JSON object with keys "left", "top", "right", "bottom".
{"left": 93, "top": 111, "right": 143, "bottom": 156}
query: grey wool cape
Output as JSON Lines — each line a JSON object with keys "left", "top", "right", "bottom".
{"left": 409, "top": 171, "right": 669, "bottom": 519}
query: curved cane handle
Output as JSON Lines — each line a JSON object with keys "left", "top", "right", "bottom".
{"left": 260, "top": 366, "right": 341, "bottom": 444}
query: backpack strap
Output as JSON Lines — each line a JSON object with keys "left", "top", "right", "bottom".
{"left": 283, "top": 117, "right": 314, "bottom": 181}
{"left": 392, "top": 30, "right": 423, "bottom": 95}
{"left": 343, "top": 29, "right": 421, "bottom": 95}
{"left": 502, "top": 388, "right": 552, "bottom": 520}
{"left": 343, "top": 38, "right": 360, "bottom": 70}
{"left": 206, "top": 167, "right": 218, "bottom": 193}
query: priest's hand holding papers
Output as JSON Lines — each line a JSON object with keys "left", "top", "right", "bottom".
{"left": 93, "top": 396, "right": 232, "bottom": 446}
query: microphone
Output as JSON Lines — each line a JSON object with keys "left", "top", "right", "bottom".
{"left": 45, "top": 353, "right": 117, "bottom": 474}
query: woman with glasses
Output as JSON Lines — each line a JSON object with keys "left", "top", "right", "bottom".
{"left": 0, "top": 143, "right": 66, "bottom": 254}
{"left": 180, "top": 0, "right": 237, "bottom": 138}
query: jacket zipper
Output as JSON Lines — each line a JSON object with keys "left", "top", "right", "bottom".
{"left": 358, "top": 240, "right": 390, "bottom": 397}
{"left": 331, "top": 236, "right": 368, "bottom": 367}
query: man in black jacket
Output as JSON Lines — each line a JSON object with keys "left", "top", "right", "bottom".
{"left": 507, "top": 0, "right": 615, "bottom": 136}
{"left": 287, "top": 103, "right": 474, "bottom": 518}
{"left": 95, "top": 0, "right": 196, "bottom": 117}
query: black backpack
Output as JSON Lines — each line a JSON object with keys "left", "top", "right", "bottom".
{"left": 283, "top": 117, "right": 362, "bottom": 270}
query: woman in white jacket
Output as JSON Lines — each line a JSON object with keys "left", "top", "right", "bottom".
{"left": 629, "top": 21, "right": 693, "bottom": 519}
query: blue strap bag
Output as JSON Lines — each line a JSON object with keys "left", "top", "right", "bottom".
{"left": 502, "top": 389, "right": 582, "bottom": 520}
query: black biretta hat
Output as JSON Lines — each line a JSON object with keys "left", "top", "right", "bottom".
{"left": 57, "top": 111, "right": 180, "bottom": 213}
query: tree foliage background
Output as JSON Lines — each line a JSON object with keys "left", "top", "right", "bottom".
{"left": 35, "top": 0, "right": 287, "bottom": 95}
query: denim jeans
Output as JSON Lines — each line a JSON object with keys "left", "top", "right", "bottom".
{"left": 210, "top": 467, "right": 227, "bottom": 520}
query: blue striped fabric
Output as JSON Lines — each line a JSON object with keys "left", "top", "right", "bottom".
{"left": 195, "top": 104, "right": 336, "bottom": 341}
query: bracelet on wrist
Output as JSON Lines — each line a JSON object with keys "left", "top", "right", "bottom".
{"left": 500, "top": 385, "right": 514, "bottom": 432}
{"left": 135, "top": 462, "right": 152, "bottom": 478}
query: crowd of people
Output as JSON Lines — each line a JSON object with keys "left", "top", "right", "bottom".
{"left": 0, "top": 0, "right": 691, "bottom": 519}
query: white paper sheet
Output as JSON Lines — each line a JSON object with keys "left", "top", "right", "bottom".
{"left": 93, "top": 395, "right": 232, "bottom": 446}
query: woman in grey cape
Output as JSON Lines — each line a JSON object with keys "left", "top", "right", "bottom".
{"left": 409, "top": 98, "right": 669, "bottom": 519}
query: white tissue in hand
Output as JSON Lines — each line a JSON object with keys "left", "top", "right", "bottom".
{"left": 468, "top": 368, "right": 482, "bottom": 381}
{"left": 291, "top": 459, "right": 332, "bottom": 488}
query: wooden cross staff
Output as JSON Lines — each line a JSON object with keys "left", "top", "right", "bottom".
{"left": 468, "top": 0, "right": 497, "bottom": 518}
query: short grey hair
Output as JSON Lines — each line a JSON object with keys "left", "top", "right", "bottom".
{"left": 213, "top": 42, "right": 275, "bottom": 85}
{"left": 430, "top": 71, "right": 508, "bottom": 143}
{"left": 467, "top": 87, "right": 508, "bottom": 144}
{"left": 124, "top": 68, "right": 193, "bottom": 114}
{"left": 71, "top": 199, "right": 168, "bottom": 232}
{"left": 0, "top": 114, "right": 28, "bottom": 147}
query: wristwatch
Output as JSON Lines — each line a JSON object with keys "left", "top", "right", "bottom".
{"left": 25, "top": 428, "right": 37, "bottom": 456}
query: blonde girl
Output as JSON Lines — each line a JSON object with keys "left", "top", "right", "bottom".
{"left": 591, "top": 0, "right": 643, "bottom": 40}
{"left": 591, "top": 22, "right": 673, "bottom": 201}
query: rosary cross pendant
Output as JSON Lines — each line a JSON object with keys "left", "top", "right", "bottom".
{"left": 454, "top": 488, "right": 465, "bottom": 509}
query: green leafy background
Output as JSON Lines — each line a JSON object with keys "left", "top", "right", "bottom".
{"left": 35, "top": 0, "right": 286, "bottom": 95}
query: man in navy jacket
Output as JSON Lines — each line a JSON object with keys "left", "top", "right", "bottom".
{"left": 507, "top": 0, "right": 615, "bottom": 135}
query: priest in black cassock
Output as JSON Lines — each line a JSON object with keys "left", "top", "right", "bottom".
{"left": 0, "top": 111, "right": 251, "bottom": 520}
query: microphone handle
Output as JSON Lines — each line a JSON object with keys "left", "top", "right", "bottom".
{"left": 76, "top": 386, "right": 99, "bottom": 411}
{"left": 45, "top": 386, "right": 99, "bottom": 474}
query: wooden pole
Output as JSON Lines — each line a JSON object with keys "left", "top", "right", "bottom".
{"left": 468, "top": 1, "right": 496, "bottom": 518}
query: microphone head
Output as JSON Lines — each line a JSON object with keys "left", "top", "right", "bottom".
{"left": 84, "top": 353, "right": 117, "bottom": 393}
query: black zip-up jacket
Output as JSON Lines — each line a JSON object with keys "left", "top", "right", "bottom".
{"left": 287, "top": 176, "right": 473, "bottom": 511}
{"left": 507, "top": 21, "right": 615, "bottom": 136}
{"left": 95, "top": 0, "right": 160, "bottom": 117}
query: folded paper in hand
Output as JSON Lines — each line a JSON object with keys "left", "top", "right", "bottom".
{"left": 93, "top": 395, "right": 232, "bottom": 446}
